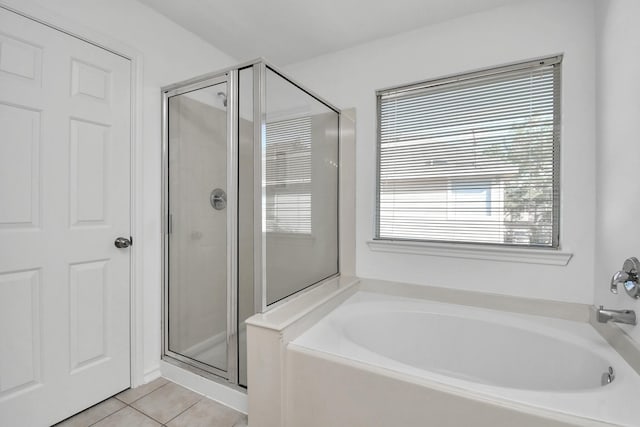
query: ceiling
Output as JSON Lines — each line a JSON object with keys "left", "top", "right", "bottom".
{"left": 139, "top": 0, "right": 530, "bottom": 65}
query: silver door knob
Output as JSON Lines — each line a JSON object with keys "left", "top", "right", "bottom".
{"left": 114, "top": 237, "right": 132, "bottom": 249}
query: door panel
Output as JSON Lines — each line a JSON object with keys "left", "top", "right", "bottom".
{"left": 69, "top": 118, "right": 110, "bottom": 226}
{"left": 69, "top": 260, "right": 109, "bottom": 372}
{"left": 167, "top": 83, "right": 229, "bottom": 374}
{"left": 0, "top": 8, "right": 131, "bottom": 426}
{"left": 0, "top": 103, "right": 40, "bottom": 227}
{"left": 0, "top": 269, "right": 41, "bottom": 397}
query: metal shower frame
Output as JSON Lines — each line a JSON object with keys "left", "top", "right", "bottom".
{"left": 160, "top": 59, "right": 341, "bottom": 389}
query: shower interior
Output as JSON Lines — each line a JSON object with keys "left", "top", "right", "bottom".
{"left": 162, "top": 60, "right": 340, "bottom": 388}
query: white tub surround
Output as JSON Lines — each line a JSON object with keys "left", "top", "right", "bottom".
{"left": 247, "top": 278, "right": 640, "bottom": 427}
{"left": 286, "top": 346, "right": 609, "bottom": 427}
{"left": 246, "top": 275, "right": 360, "bottom": 426}
{"left": 360, "top": 278, "right": 590, "bottom": 322}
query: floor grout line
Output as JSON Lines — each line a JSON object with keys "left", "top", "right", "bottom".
{"left": 87, "top": 381, "right": 170, "bottom": 426}
{"left": 161, "top": 398, "right": 203, "bottom": 425}
{"left": 87, "top": 405, "right": 128, "bottom": 427}
{"left": 124, "top": 381, "right": 170, "bottom": 405}
{"left": 128, "top": 404, "right": 167, "bottom": 425}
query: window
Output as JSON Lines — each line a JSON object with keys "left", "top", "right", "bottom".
{"left": 376, "top": 56, "right": 561, "bottom": 247}
{"left": 265, "top": 116, "right": 312, "bottom": 234}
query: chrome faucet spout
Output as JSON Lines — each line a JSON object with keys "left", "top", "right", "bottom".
{"left": 597, "top": 305, "right": 637, "bottom": 325}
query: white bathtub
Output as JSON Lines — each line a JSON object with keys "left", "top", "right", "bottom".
{"left": 291, "top": 291, "right": 640, "bottom": 426}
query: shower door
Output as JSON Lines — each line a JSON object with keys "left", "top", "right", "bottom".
{"left": 164, "top": 75, "right": 236, "bottom": 379}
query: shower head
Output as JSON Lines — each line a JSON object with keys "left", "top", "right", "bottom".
{"left": 217, "top": 91, "right": 227, "bottom": 107}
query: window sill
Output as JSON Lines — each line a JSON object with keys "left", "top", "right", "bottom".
{"left": 366, "top": 240, "right": 572, "bottom": 266}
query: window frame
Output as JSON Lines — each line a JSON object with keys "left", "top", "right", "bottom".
{"left": 374, "top": 55, "right": 562, "bottom": 249}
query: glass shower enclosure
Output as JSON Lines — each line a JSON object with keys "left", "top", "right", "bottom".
{"left": 162, "top": 60, "right": 340, "bottom": 388}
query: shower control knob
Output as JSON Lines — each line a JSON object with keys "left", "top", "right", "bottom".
{"left": 210, "top": 188, "right": 227, "bottom": 211}
{"left": 610, "top": 257, "right": 640, "bottom": 299}
{"left": 114, "top": 236, "right": 132, "bottom": 249}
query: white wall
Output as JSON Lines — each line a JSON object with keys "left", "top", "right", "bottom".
{"left": 285, "top": 0, "right": 597, "bottom": 304}
{"left": 9, "top": 0, "right": 237, "bottom": 380}
{"left": 595, "top": 0, "right": 640, "bottom": 343}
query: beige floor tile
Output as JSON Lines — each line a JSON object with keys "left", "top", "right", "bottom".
{"left": 166, "top": 399, "right": 247, "bottom": 427}
{"left": 55, "top": 398, "right": 126, "bottom": 427}
{"left": 92, "top": 407, "right": 160, "bottom": 427}
{"left": 115, "top": 377, "right": 168, "bottom": 404}
{"left": 130, "top": 382, "right": 202, "bottom": 424}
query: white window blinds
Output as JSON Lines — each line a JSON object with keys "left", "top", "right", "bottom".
{"left": 376, "top": 56, "right": 561, "bottom": 247}
{"left": 265, "top": 116, "right": 312, "bottom": 234}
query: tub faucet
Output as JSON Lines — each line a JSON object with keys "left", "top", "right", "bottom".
{"left": 597, "top": 306, "right": 636, "bottom": 325}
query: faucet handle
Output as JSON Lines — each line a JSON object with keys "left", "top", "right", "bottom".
{"left": 610, "top": 271, "right": 628, "bottom": 294}
{"left": 611, "top": 257, "right": 640, "bottom": 299}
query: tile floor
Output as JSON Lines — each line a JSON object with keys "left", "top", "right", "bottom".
{"left": 55, "top": 378, "right": 248, "bottom": 427}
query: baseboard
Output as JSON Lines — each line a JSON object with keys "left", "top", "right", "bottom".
{"left": 143, "top": 365, "right": 162, "bottom": 384}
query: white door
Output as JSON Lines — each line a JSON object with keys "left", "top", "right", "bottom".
{"left": 0, "top": 8, "right": 131, "bottom": 426}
